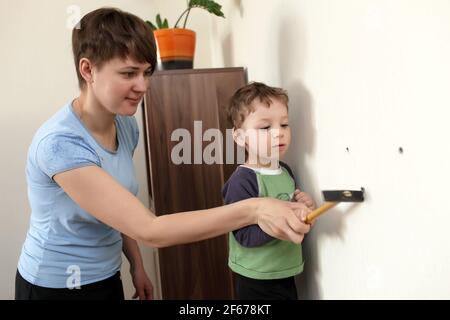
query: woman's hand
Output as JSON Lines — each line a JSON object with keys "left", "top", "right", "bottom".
{"left": 130, "top": 266, "right": 154, "bottom": 300}
{"left": 254, "top": 198, "right": 311, "bottom": 244}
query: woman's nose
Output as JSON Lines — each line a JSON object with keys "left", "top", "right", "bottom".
{"left": 134, "top": 74, "right": 149, "bottom": 92}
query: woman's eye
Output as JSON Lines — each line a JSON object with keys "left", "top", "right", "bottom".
{"left": 259, "top": 126, "right": 270, "bottom": 130}
{"left": 282, "top": 124, "right": 289, "bottom": 127}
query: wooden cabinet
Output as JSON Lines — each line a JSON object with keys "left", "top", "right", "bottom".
{"left": 141, "top": 68, "right": 246, "bottom": 299}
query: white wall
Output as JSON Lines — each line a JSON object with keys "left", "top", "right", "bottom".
{"left": 4, "top": 0, "right": 450, "bottom": 300}
{"left": 199, "top": 0, "right": 450, "bottom": 299}
{"left": 0, "top": 0, "right": 162, "bottom": 299}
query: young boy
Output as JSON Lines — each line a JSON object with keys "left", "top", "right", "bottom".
{"left": 223, "top": 82, "right": 315, "bottom": 300}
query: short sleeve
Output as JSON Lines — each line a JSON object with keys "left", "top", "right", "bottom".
{"left": 35, "top": 133, "right": 101, "bottom": 179}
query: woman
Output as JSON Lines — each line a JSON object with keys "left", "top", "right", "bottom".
{"left": 15, "top": 7, "right": 311, "bottom": 300}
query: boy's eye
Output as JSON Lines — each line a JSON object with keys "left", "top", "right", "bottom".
{"left": 144, "top": 71, "right": 152, "bottom": 77}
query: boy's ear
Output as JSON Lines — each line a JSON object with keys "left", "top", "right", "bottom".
{"left": 232, "top": 128, "right": 246, "bottom": 148}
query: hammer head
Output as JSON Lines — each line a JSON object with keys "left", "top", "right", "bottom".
{"left": 322, "top": 189, "right": 365, "bottom": 202}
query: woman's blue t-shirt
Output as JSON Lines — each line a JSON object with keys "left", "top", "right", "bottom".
{"left": 18, "top": 101, "right": 139, "bottom": 288}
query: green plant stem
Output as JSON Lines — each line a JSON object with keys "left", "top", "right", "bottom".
{"left": 174, "top": 8, "right": 191, "bottom": 28}
{"left": 182, "top": 9, "right": 192, "bottom": 28}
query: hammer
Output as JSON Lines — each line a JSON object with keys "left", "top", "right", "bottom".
{"left": 305, "top": 189, "right": 365, "bottom": 224}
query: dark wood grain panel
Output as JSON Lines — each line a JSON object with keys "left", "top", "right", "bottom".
{"left": 142, "top": 68, "right": 245, "bottom": 299}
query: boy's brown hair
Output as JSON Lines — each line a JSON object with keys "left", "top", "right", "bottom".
{"left": 227, "top": 82, "right": 289, "bottom": 128}
{"left": 72, "top": 7, "right": 157, "bottom": 89}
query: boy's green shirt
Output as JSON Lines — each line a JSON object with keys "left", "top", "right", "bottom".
{"left": 223, "top": 165, "right": 304, "bottom": 280}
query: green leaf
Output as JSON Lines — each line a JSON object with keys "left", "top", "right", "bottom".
{"left": 188, "top": 0, "right": 225, "bottom": 18}
{"left": 146, "top": 20, "right": 157, "bottom": 31}
{"left": 156, "top": 14, "right": 163, "bottom": 28}
{"left": 163, "top": 18, "right": 169, "bottom": 29}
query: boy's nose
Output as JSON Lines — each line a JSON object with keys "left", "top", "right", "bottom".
{"left": 271, "top": 128, "right": 283, "bottom": 138}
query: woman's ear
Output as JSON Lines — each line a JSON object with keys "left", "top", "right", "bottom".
{"left": 79, "top": 58, "right": 94, "bottom": 84}
{"left": 232, "top": 127, "right": 246, "bottom": 148}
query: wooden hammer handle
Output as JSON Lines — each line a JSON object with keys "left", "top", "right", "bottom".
{"left": 306, "top": 202, "right": 338, "bottom": 224}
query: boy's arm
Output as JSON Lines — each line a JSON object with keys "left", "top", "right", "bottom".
{"left": 223, "top": 168, "right": 275, "bottom": 247}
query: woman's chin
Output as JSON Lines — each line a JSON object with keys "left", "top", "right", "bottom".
{"left": 118, "top": 105, "right": 139, "bottom": 116}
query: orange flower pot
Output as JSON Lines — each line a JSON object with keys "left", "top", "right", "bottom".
{"left": 153, "top": 28, "right": 196, "bottom": 70}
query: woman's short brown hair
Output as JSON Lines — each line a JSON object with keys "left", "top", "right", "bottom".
{"left": 227, "top": 82, "right": 289, "bottom": 128}
{"left": 72, "top": 7, "right": 157, "bottom": 89}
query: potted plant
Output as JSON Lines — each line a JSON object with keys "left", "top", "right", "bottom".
{"left": 147, "top": 0, "right": 225, "bottom": 70}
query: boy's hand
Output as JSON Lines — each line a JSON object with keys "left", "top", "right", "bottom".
{"left": 293, "top": 189, "right": 316, "bottom": 225}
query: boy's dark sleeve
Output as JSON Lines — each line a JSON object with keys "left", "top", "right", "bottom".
{"left": 222, "top": 168, "right": 275, "bottom": 247}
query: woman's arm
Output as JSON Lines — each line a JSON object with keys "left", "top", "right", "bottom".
{"left": 122, "top": 234, "right": 145, "bottom": 272}
{"left": 54, "top": 166, "right": 310, "bottom": 247}
{"left": 122, "top": 234, "right": 154, "bottom": 300}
